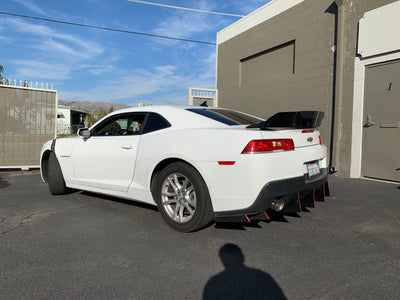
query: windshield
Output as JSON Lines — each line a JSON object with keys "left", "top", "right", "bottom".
{"left": 187, "top": 108, "right": 262, "bottom": 126}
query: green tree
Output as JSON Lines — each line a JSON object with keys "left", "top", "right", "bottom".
{"left": 138, "top": 101, "right": 151, "bottom": 107}
{"left": 85, "top": 108, "right": 107, "bottom": 127}
{"left": 0, "top": 65, "right": 4, "bottom": 84}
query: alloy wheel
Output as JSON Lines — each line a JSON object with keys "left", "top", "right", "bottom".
{"left": 161, "top": 172, "right": 197, "bottom": 223}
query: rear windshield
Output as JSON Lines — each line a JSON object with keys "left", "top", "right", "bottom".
{"left": 187, "top": 108, "right": 262, "bottom": 126}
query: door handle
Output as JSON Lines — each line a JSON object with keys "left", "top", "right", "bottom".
{"left": 121, "top": 145, "right": 133, "bottom": 150}
{"left": 364, "top": 115, "right": 375, "bottom": 128}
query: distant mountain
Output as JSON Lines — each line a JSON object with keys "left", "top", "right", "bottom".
{"left": 58, "top": 100, "right": 131, "bottom": 113}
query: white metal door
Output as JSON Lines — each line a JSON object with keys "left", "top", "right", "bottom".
{"left": 362, "top": 60, "right": 400, "bottom": 182}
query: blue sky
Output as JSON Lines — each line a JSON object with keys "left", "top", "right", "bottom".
{"left": 0, "top": 0, "right": 269, "bottom": 106}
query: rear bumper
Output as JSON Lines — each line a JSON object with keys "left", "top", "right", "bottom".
{"left": 214, "top": 168, "right": 328, "bottom": 218}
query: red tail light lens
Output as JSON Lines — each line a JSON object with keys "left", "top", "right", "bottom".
{"left": 241, "top": 139, "right": 294, "bottom": 154}
{"left": 319, "top": 135, "right": 323, "bottom": 145}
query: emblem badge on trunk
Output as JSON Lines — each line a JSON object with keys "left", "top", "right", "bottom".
{"left": 307, "top": 137, "right": 313, "bottom": 143}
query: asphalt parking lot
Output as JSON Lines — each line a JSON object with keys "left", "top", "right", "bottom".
{"left": 0, "top": 171, "right": 399, "bottom": 299}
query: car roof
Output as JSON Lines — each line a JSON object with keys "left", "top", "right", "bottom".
{"left": 91, "top": 105, "right": 232, "bottom": 129}
{"left": 109, "top": 104, "right": 227, "bottom": 114}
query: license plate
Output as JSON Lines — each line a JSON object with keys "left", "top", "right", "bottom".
{"left": 307, "top": 161, "right": 320, "bottom": 178}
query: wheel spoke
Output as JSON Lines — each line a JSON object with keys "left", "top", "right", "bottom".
{"left": 185, "top": 196, "right": 196, "bottom": 208}
{"left": 179, "top": 202, "right": 185, "bottom": 222}
{"left": 173, "top": 174, "right": 182, "bottom": 190}
{"left": 173, "top": 202, "right": 181, "bottom": 219}
{"left": 167, "top": 176, "right": 178, "bottom": 192}
{"left": 182, "top": 178, "right": 189, "bottom": 190}
{"left": 162, "top": 191, "right": 177, "bottom": 197}
{"left": 183, "top": 202, "right": 195, "bottom": 216}
{"left": 184, "top": 187, "right": 196, "bottom": 207}
{"left": 162, "top": 198, "right": 177, "bottom": 205}
{"left": 184, "top": 186, "right": 194, "bottom": 196}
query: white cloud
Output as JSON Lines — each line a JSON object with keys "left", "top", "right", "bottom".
{"left": 10, "top": 60, "right": 73, "bottom": 80}
{"left": 60, "top": 63, "right": 215, "bottom": 103}
{"left": 33, "top": 39, "right": 85, "bottom": 58}
{"left": 0, "top": 17, "right": 106, "bottom": 82}
{"left": 12, "top": 0, "right": 48, "bottom": 16}
{"left": 4, "top": 18, "right": 104, "bottom": 58}
{"left": 151, "top": 0, "right": 222, "bottom": 46}
{"left": 0, "top": 35, "right": 11, "bottom": 43}
{"left": 231, "top": 0, "right": 270, "bottom": 15}
{"left": 9, "top": 59, "right": 117, "bottom": 81}
{"left": 200, "top": 51, "right": 216, "bottom": 77}
{"left": 154, "top": 14, "right": 207, "bottom": 38}
{"left": 62, "top": 67, "right": 180, "bottom": 101}
{"left": 152, "top": 92, "right": 189, "bottom": 106}
{"left": 2, "top": 1, "right": 219, "bottom": 103}
{"left": 154, "top": 65, "right": 177, "bottom": 76}
{"left": 87, "top": 65, "right": 116, "bottom": 76}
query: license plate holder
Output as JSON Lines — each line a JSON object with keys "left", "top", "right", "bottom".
{"left": 306, "top": 161, "right": 320, "bottom": 178}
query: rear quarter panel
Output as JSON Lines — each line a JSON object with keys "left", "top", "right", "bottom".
{"left": 131, "top": 127, "right": 263, "bottom": 195}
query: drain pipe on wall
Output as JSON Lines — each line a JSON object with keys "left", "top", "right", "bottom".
{"left": 331, "top": 0, "right": 346, "bottom": 173}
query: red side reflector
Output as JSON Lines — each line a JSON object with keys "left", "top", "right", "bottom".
{"left": 241, "top": 139, "right": 294, "bottom": 154}
{"left": 302, "top": 129, "right": 314, "bottom": 133}
{"left": 218, "top": 161, "right": 236, "bottom": 165}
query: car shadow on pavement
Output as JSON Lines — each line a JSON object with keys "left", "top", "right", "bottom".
{"left": 214, "top": 222, "right": 263, "bottom": 231}
{"left": 214, "top": 210, "right": 305, "bottom": 230}
{"left": 80, "top": 191, "right": 159, "bottom": 212}
{"left": 203, "top": 243, "right": 287, "bottom": 300}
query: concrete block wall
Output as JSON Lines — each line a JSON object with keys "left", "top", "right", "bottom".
{"left": 217, "top": 0, "right": 336, "bottom": 163}
{"left": 217, "top": 0, "right": 398, "bottom": 176}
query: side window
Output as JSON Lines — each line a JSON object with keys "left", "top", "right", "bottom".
{"left": 142, "top": 113, "right": 171, "bottom": 134}
{"left": 92, "top": 113, "right": 147, "bottom": 136}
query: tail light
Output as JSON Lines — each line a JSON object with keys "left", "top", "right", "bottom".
{"left": 241, "top": 139, "right": 294, "bottom": 154}
{"left": 319, "top": 135, "right": 323, "bottom": 145}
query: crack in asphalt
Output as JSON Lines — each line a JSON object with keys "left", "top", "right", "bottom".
{"left": 0, "top": 204, "right": 99, "bottom": 236}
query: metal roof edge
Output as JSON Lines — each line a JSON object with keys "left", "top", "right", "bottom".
{"left": 217, "top": 0, "right": 305, "bottom": 45}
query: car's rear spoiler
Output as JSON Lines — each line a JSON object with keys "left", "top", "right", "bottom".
{"left": 247, "top": 111, "right": 325, "bottom": 129}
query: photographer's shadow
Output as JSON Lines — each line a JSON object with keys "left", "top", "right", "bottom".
{"left": 203, "top": 244, "right": 287, "bottom": 300}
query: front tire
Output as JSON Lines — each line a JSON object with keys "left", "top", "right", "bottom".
{"left": 47, "top": 152, "right": 68, "bottom": 195}
{"left": 154, "top": 162, "right": 213, "bottom": 232}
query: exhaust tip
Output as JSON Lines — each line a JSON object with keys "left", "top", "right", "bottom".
{"left": 270, "top": 199, "right": 285, "bottom": 212}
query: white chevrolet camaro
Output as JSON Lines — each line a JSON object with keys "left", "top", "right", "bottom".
{"left": 40, "top": 105, "right": 328, "bottom": 232}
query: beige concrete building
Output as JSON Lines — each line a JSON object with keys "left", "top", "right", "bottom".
{"left": 0, "top": 83, "right": 57, "bottom": 169}
{"left": 216, "top": 0, "right": 400, "bottom": 182}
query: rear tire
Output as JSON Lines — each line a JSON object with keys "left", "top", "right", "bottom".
{"left": 154, "top": 162, "right": 213, "bottom": 232}
{"left": 48, "top": 152, "right": 68, "bottom": 195}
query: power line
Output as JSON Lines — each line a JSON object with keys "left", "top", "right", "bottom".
{"left": 127, "top": 0, "right": 245, "bottom": 18}
{"left": 0, "top": 11, "right": 216, "bottom": 45}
